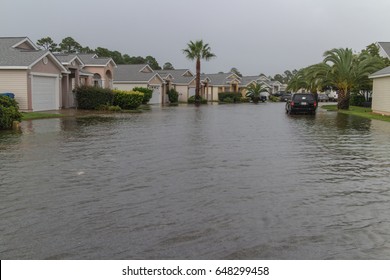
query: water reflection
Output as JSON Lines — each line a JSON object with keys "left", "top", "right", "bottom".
{"left": 1, "top": 104, "right": 390, "bottom": 259}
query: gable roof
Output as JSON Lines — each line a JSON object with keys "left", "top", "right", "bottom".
{"left": 114, "top": 64, "right": 163, "bottom": 83}
{"left": 55, "top": 54, "right": 84, "bottom": 66}
{"left": 157, "top": 69, "right": 195, "bottom": 85}
{"left": 369, "top": 66, "right": 390, "bottom": 79}
{"left": 377, "top": 42, "right": 390, "bottom": 58}
{"left": 78, "top": 53, "right": 117, "bottom": 67}
{"left": 201, "top": 72, "right": 241, "bottom": 86}
{"left": 240, "top": 76, "right": 260, "bottom": 86}
{"left": 0, "top": 37, "right": 67, "bottom": 72}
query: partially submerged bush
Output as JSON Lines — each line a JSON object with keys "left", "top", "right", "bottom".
{"left": 218, "top": 92, "right": 242, "bottom": 103}
{"left": 133, "top": 87, "right": 153, "bottom": 104}
{"left": 0, "top": 96, "right": 22, "bottom": 130}
{"left": 74, "top": 85, "right": 113, "bottom": 109}
{"left": 167, "top": 88, "right": 179, "bottom": 103}
{"left": 188, "top": 95, "right": 207, "bottom": 104}
{"left": 113, "top": 90, "right": 144, "bottom": 109}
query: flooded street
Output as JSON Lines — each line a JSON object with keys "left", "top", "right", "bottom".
{"left": 1, "top": 103, "right": 390, "bottom": 259}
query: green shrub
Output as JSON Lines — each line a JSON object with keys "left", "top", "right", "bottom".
{"left": 74, "top": 85, "right": 114, "bottom": 109}
{"left": 167, "top": 88, "right": 179, "bottom": 103}
{"left": 108, "top": 105, "right": 122, "bottom": 111}
{"left": 218, "top": 92, "right": 242, "bottom": 103}
{"left": 240, "top": 97, "right": 250, "bottom": 103}
{"left": 133, "top": 87, "right": 153, "bottom": 104}
{"left": 0, "top": 96, "right": 22, "bottom": 130}
{"left": 350, "top": 93, "right": 366, "bottom": 106}
{"left": 222, "top": 97, "right": 234, "bottom": 103}
{"left": 113, "top": 90, "right": 144, "bottom": 109}
{"left": 188, "top": 95, "right": 207, "bottom": 104}
{"left": 268, "top": 95, "right": 279, "bottom": 102}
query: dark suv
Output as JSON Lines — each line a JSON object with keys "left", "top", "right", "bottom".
{"left": 285, "top": 93, "right": 317, "bottom": 115}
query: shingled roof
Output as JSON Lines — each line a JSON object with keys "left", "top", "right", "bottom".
{"left": 0, "top": 37, "right": 67, "bottom": 72}
{"left": 377, "top": 42, "right": 390, "bottom": 58}
{"left": 157, "top": 69, "right": 195, "bottom": 85}
{"left": 114, "top": 64, "right": 161, "bottom": 82}
{"left": 77, "top": 53, "right": 117, "bottom": 67}
{"left": 369, "top": 66, "right": 390, "bottom": 79}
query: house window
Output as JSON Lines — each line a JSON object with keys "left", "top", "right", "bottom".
{"left": 93, "top": 73, "right": 102, "bottom": 87}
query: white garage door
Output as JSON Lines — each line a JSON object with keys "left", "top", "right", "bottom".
{"left": 32, "top": 76, "right": 59, "bottom": 111}
{"left": 149, "top": 85, "right": 161, "bottom": 104}
{"left": 189, "top": 87, "right": 196, "bottom": 97}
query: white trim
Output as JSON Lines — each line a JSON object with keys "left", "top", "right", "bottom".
{"left": 29, "top": 52, "right": 68, "bottom": 73}
{"left": 31, "top": 74, "right": 60, "bottom": 111}
{"left": 30, "top": 72, "right": 61, "bottom": 78}
{"left": 11, "top": 37, "right": 39, "bottom": 50}
{"left": 139, "top": 64, "right": 154, "bottom": 73}
{"left": 0, "top": 66, "right": 29, "bottom": 70}
{"left": 182, "top": 70, "right": 194, "bottom": 76}
{"left": 370, "top": 73, "right": 390, "bottom": 79}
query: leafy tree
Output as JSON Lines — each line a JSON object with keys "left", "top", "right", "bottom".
{"left": 230, "top": 67, "right": 242, "bottom": 77}
{"left": 273, "top": 74, "right": 284, "bottom": 83}
{"left": 59, "top": 37, "right": 82, "bottom": 53}
{"left": 79, "top": 46, "right": 94, "bottom": 54}
{"left": 126, "top": 56, "right": 146, "bottom": 64}
{"left": 36, "top": 37, "right": 58, "bottom": 52}
{"left": 183, "top": 40, "right": 216, "bottom": 102}
{"left": 163, "top": 62, "right": 175, "bottom": 70}
{"left": 145, "top": 56, "right": 161, "bottom": 70}
{"left": 110, "top": 50, "right": 125, "bottom": 64}
{"left": 312, "top": 48, "right": 384, "bottom": 109}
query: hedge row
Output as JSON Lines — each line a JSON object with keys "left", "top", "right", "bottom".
{"left": 0, "top": 96, "right": 22, "bottom": 130}
{"left": 74, "top": 86, "right": 145, "bottom": 110}
{"left": 112, "top": 90, "right": 144, "bottom": 109}
{"left": 218, "top": 92, "right": 242, "bottom": 103}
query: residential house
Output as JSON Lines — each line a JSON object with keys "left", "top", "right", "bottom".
{"left": 370, "top": 42, "right": 390, "bottom": 115}
{"left": 55, "top": 54, "right": 92, "bottom": 108}
{"left": 0, "top": 37, "right": 68, "bottom": 111}
{"left": 369, "top": 66, "right": 390, "bottom": 115}
{"left": 239, "top": 75, "right": 271, "bottom": 98}
{"left": 78, "top": 54, "right": 116, "bottom": 89}
{"left": 201, "top": 73, "right": 241, "bottom": 101}
{"left": 113, "top": 64, "right": 165, "bottom": 104}
{"left": 157, "top": 69, "right": 196, "bottom": 102}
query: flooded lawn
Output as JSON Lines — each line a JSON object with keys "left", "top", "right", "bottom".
{"left": 1, "top": 103, "right": 390, "bottom": 259}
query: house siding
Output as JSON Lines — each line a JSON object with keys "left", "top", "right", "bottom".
{"left": 175, "top": 85, "right": 189, "bottom": 102}
{"left": 0, "top": 70, "right": 28, "bottom": 110}
{"left": 372, "top": 76, "right": 390, "bottom": 115}
{"left": 31, "top": 57, "right": 62, "bottom": 74}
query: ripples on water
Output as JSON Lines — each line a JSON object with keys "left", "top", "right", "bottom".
{"left": 1, "top": 103, "right": 390, "bottom": 259}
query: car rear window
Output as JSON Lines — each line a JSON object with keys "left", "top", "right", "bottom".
{"left": 293, "top": 94, "right": 314, "bottom": 101}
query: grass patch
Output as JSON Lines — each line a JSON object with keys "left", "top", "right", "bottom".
{"left": 321, "top": 105, "right": 390, "bottom": 122}
{"left": 21, "top": 112, "right": 65, "bottom": 121}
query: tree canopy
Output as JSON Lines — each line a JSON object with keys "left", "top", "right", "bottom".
{"left": 36, "top": 36, "right": 162, "bottom": 69}
{"left": 287, "top": 44, "right": 387, "bottom": 109}
{"left": 183, "top": 40, "right": 216, "bottom": 101}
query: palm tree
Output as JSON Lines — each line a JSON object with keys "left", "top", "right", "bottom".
{"left": 246, "top": 82, "right": 269, "bottom": 103}
{"left": 183, "top": 40, "right": 216, "bottom": 103}
{"left": 319, "top": 48, "right": 383, "bottom": 110}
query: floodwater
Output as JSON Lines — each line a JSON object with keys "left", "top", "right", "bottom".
{"left": 1, "top": 103, "right": 390, "bottom": 259}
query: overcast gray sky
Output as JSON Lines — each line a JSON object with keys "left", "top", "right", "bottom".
{"left": 2, "top": 0, "right": 390, "bottom": 76}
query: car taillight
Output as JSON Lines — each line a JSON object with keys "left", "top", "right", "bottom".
{"left": 314, "top": 101, "right": 317, "bottom": 107}
{"left": 291, "top": 101, "right": 295, "bottom": 107}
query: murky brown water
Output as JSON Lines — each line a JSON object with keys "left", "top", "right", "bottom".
{"left": 1, "top": 103, "right": 390, "bottom": 259}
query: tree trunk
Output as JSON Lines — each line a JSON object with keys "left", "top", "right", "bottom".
{"left": 337, "top": 89, "right": 350, "bottom": 110}
{"left": 195, "top": 58, "right": 201, "bottom": 104}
